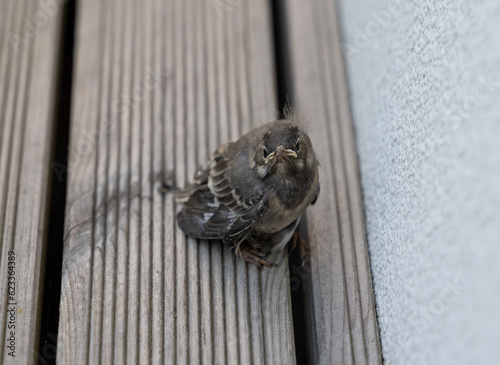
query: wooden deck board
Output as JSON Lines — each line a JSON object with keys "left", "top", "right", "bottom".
{"left": 285, "top": 0, "right": 383, "bottom": 364}
{"left": 57, "top": 0, "right": 295, "bottom": 363}
{"left": 0, "top": 1, "right": 63, "bottom": 363}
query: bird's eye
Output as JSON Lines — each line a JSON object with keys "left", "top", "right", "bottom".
{"left": 294, "top": 139, "right": 301, "bottom": 151}
{"left": 263, "top": 147, "right": 269, "bottom": 158}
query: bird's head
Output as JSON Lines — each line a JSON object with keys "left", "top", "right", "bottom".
{"left": 253, "top": 121, "right": 315, "bottom": 180}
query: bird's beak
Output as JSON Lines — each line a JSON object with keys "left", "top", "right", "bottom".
{"left": 265, "top": 145, "right": 297, "bottom": 165}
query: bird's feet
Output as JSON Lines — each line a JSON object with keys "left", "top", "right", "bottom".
{"left": 239, "top": 243, "right": 277, "bottom": 269}
{"left": 289, "top": 231, "right": 309, "bottom": 267}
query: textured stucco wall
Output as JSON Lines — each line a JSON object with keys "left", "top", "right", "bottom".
{"left": 335, "top": 0, "right": 500, "bottom": 364}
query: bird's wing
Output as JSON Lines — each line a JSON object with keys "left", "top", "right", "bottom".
{"left": 177, "top": 144, "right": 268, "bottom": 244}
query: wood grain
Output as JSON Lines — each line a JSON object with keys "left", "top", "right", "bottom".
{"left": 285, "top": 0, "right": 383, "bottom": 364}
{"left": 0, "top": 1, "right": 63, "bottom": 363}
{"left": 57, "top": 0, "right": 295, "bottom": 363}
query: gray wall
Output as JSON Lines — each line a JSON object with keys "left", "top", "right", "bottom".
{"left": 336, "top": 0, "right": 500, "bottom": 364}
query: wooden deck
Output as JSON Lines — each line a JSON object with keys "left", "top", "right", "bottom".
{"left": 0, "top": 0, "right": 381, "bottom": 364}
{"left": 0, "top": 0, "right": 63, "bottom": 364}
{"left": 286, "top": 1, "right": 381, "bottom": 363}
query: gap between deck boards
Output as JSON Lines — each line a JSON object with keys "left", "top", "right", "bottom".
{"left": 271, "top": 0, "right": 310, "bottom": 363}
{"left": 37, "top": 1, "right": 76, "bottom": 363}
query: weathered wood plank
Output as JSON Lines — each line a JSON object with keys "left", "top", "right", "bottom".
{"left": 285, "top": 0, "right": 382, "bottom": 364}
{"left": 0, "top": 0, "right": 63, "bottom": 363}
{"left": 57, "top": 0, "right": 296, "bottom": 363}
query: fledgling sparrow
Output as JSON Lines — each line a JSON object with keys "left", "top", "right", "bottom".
{"left": 177, "top": 119, "right": 320, "bottom": 268}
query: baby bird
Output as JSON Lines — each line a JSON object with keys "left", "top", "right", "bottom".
{"left": 177, "top": 120, "right": 320, "bottom": 268}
